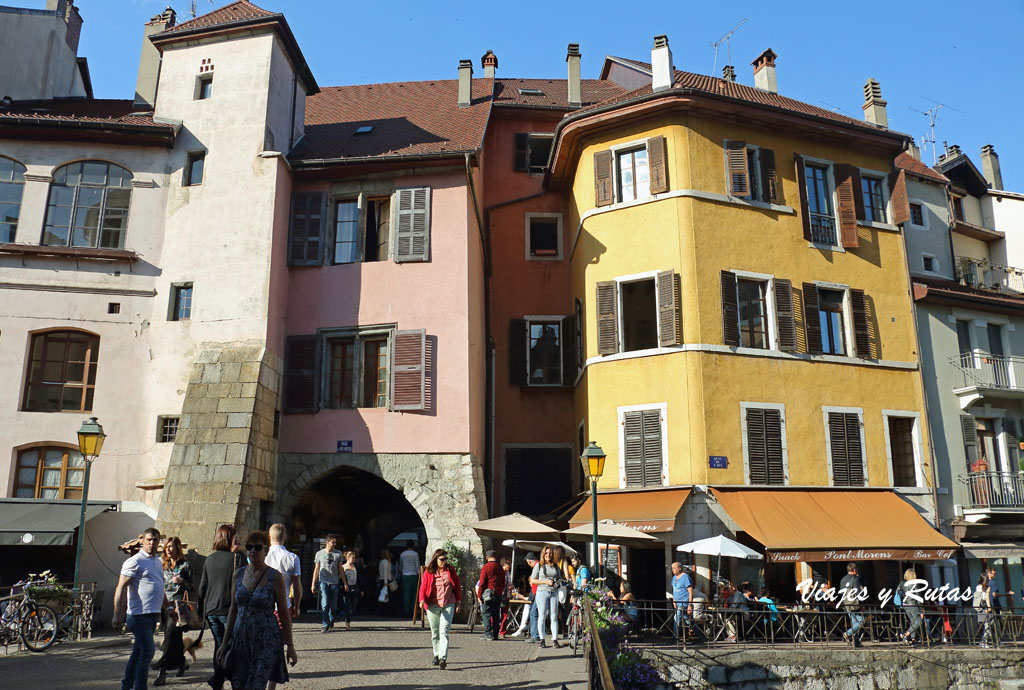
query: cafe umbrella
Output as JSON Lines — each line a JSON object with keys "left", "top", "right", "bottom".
{"left": 676, "top": 535, "right": 763, "bottom": 603}
{"left": 468, "top": 513, "right": 561, "bottom": 581}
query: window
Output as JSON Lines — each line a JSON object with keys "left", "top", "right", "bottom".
{"left": 157, "top": 416, "right": 180, "bottom": 443}
{"left": 504, "top": 447, "right": 574, "bottom": 516}
{"left": 952, "top": 196, "right": 965, "bottom": 222}
{"left": 107, "top": 302, "right": 120, "bottom": 314}
{"left": 593, "top": 137, "right": 667, "bottom": 207}
{"left": 803, "top": 283, "right": 871, "bottom": 358}
{"left": 861, "top": 175, "right": 886, "bottom": 222}
{"left": 0, "top": 156, "right": 26, "bottom": 243}
{"left": 737, "top": 279, "right": 768, "bottom": 349}
{"left": 724, "top": 142, "right": 782, "bottom": 204}
{"left": 616, "top": 147, "right": 649, "bottom": 202}
{"left": 922, "top": 254, "right": 937, "bottom": 273}
{"left": 826, "top": 410, "right": 865, "bottom": 486}
{"left": 620, "top": 278, "right": 658, "bottom": 352}
{"left": 170, "top": 283, "right": 193, "bottom": 321}
{"left": 804, "top": 162, "right": 837, "bottom": 245}
{"left": 525, "top": 213, "right": 562, "bottom": 259}
{"left": 743, "top": 405, "right": 787, "bottom": 485}
{"left": 195, "top": 74, "right": 213, "bottom": 100}
{"left": 817, "top": 288, "right": 847, "bottom": 355}
{"left": 595, "top": 271, "right": 680, "bottom": 355}
{"left": 44, "top": 161, "right": 132, "bottom": 249}
{"left": 15, "top": 446, "right": 85, "bottom": 499}
{"left": 333, "top": 198, "right": 391, "bottom": 264}
{"left": 886, "top": 415, "right": 918, "bottom": 487}
{"left": 621, "top": 406, "right": 665, "bottom": 488}
{"left": 509, "top": 316, "right": 574, "bottom": 387}
{"left": 956, "top": 319, "right": 974, "bottom": 368}
{"left": 909, "top": 202, "right": 925, "bottom": 226}
{"left": 513, "top": 133, "right": 553, "bottom": 173}
{"left": 722, "top": 272, "right": 797, "bottom": 352}
{"left": 184, "top": 152, "right": 205, "bottom": 186}
{"left": 327, "top": 332, "right": 389, "bottom": 409}
{"left": 23, "top": 330, "right": 99, "bottom": 412}
{"left": 528, "top": 320, "right": 561, "bottom": 385}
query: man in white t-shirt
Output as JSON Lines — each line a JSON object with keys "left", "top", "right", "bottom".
{"left": 399, "top": 541, "right": 421, "bottom": 617}
{"left": 265, "top": 523, "right": 302, "bottom": 620}
{"left": 113, "top": 527, "right": 166, "bottom": 690}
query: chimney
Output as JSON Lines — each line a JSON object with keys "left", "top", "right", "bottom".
{"left": 981, "top": 145, "right": 1004, "bottom": 190}
{"left": 45, "top": 0, "right": 68, "bottom": 16}
{"left": 134, "top": 8, "right": 176, "bottom": 108}
{"left": 458, "top": 59, "right": 473, "bottom": 108}
{"left": 861, "top": 78, "right": 887, "bottom": 128}
{"left": 722, "top": 65, "right": 736, "bottom": 83}
{"left": 567, "top": 43, "right": 581, "bottom": 108}
{"left": 651, "top": 35, "right": 674, "bottom": 92}
{"left": 481, "top": 50, "right": 498, "bottom": 79}
{"left": 908, "top": 141, "right": 921, "bottom": 161}
{"left": 751, "top": 49, "right": 778, "bottom": 93}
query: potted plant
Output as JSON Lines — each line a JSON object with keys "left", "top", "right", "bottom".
{"left": 26, "top": 570, "right": 72, "bottom": 614}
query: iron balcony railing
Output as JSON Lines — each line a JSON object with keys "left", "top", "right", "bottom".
{"left": 948, "top": 353, "right": 1024, "bottom": 391}
{"left": 961, "top": 471, "right": 1024, "bottom": 510}
{"left": 956, "top": 256, "right": 1024, "bottom": 294}
{"left": 809, "top": 213, "right": 838, "bottom": 245}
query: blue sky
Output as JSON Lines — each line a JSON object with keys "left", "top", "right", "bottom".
{"left": 17, "top": 0, "right": 1024, "bottom": 189}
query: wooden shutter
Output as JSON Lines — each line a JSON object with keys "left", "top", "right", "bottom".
{"left": 849, "top": 288, "right": 872, "bottom": 359}
{"left": 726, "top": 141, "right": 749, "bottom": 196}
{"left": 390, "top": 329, "right": 426, "bottom": 411}
{"left": 284, "top": 335, "right": 320, "bottom": 413}
{"left": 513, "top": 133, "right": 530, "bottom": 172}
{"left": 794, "top": 154, "right": 812, "bottom": 241}
{"left": 641, "top": 408, "right": 663, "bottom": 486}
{"left": 774, "top": 279, "right": 798, "bottom": 352}
{"left": 765, "top": 409, "right": 785, "bottom": 484}
{"left": 657, "top": 270, "right": 681, "bottom": 346}
{"left": 594, "top": 150, "right": 613, "bottom": 207}
{"left": 834, "top": 164, "right": 860, "bottom": 248}
{"left": 394, "top": 187, "right": 431, "bottom": 263}
{"left": 624, "top": 411, "right": 644, "bottom": 486}
{"left": 746, "top": 408, "right": 769, "bottom": 484}
{"left": 561, "top": 314, "right": 575, "bottom": 387}
{"left": 889, "top": 169, "right": 911, "bottom": 225}
{"left": 845, "top": 413, "right": 865, "bottom": 486}
{"left": 648, "top": 135, "right": 669, "bottom": 194}
{"left": 829, "top": 412, "right": 864, "bottom": 486}
{"left": 961, "top": 415, "right": 978, "bottom": 466}
{"left": 721, "top": 271, "right": 740, "bottom": 347}
{"left": 288, "top": 191, "right": 325, "bottom": 266}
{"left": 574, "top": 298, "right": 583, "bottom": 370}
{"left": 1005, "top": 418, "right": 1020, "bottom": 470}
{"left": 508, "top": 319, "right": 527, "bottom": 386}
{"left": 802, "top": 283, "right": 822, "bottom": 355}
{"left": 759, "top": 148, "right": 783, "bottom": 204}
{"left": 596, "top": 281, "right": 618, "bottom": 354}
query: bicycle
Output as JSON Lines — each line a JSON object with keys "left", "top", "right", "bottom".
{"left": 566, "top": 583, "right": 588, "bottom": 656}
{"left": 0, "top": 580, "right": 59, "bottom": 652}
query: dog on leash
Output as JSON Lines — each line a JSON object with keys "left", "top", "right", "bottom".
{"left": 182, "top": 635, "right": 203, "bottom": 665}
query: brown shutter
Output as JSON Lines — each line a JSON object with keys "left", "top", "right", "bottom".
{"left": 648, "top": 135, "right": 669, "bottom": 194}
{"left": 641, "top": 408, "right": 663, "bottom": 486}
{"left": 390, "top": 329, "right": 426, "bottom": 411}
{"left": 746, "top": 408, "right": 768, "bottom": 485}
{"left": 657, "top": 269, "right": 681, "bottom": 346}
{"left": 794, "top": 154, "right": 811, "bottom": 241}
{"left": 759, "top": 148, "right": 783, "bottom": 204}
{"left": 513, "top": 133, "right": 530, "bottom": 172}
{"left": 773, "top": 279, "right": 797, "bottom": 352}
{"left": 845, "top": 412, "right": 865, "bottom": 486}
{"left": 509, "top": 319, "right": 527, "bottom": 385}
{"left": 961, "top": 415, "right": 979, "bottom": 466}
{"left": 849, "top": 288, "right": 872, "bottom": 359}
{"left": 889, "top": 169, "right": 911, "bottom": 225}
{"left": 624, "top": 411, "right": 644, "bottom": 487}
{"left": 721, "top": 270, "right": 740, "bottom": 347}
{"left": 284, "top": 335, "right": 320, "bottom": 413}
{"left": 834, "top": 164, "right": 860, "bottom": 248}
{"left": 726, "top": 140, "right": 749, "bottom": 196}
{"left": 594, "top": 150, "right": 613, "bottom": 207}
{"left": 288, "top": 191, "right": 325, "bottom": 266}
{"left": 596, "top": 281, "right": 618, "bottom": 354}
{"left": 828, "top": 412, "right": 850, "bottom": 486}
{"left": 765, "top": 408, "right": 785, "bottom": 484}
{"left": 574, "top": 298, "right": 583, "bottom": 371}
{"left": 561, "top": 314, "right": 575, "bottom": 386}
{"left": 802, "top": 283, "right": 822, "bottom": 355}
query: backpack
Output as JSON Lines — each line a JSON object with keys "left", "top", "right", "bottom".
{"left": 894, "top": 587, "right": 902, "bottom": 607}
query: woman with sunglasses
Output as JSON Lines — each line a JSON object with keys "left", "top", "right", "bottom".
{"left": 418, "top": 549, "right": 461, "bottom": 669}
{"left": 217, "top": 530, "right": 298, "bottom": 689}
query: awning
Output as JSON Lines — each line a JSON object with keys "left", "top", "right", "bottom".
{"left": 712, "top": 489, "right": 959, "bottom": 562}
{"left": 961, "top": 542, "right": 1024, "bottom": 560}
{"left": 0, "top": 500, "right": 115, "bottom": 546}
{"left": 568, "top": 488, "right": 691, "bottom": 533}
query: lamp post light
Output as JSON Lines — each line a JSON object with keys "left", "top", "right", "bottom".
{"left": 73, "top": 417, "right": 106, "bottom": 591}
{"left": 580, "top": 441, "right": 606, "bottom": 580}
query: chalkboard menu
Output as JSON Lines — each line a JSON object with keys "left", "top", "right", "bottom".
{"left": 600, "top": 545, "right": 621, "bottom": 576}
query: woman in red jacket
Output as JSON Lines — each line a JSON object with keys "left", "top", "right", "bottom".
{"left": 418, "top": 549, "right": 462, "bottom": 669}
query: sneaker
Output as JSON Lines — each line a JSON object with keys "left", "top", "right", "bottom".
{"left": 980, "top": 642, "right": 991, "bottom": 649}
{"left": 431, "top": 656, "right": 439, "bottom": 666}
{"left": 321, "top": 626, "right": 329, "bottom": 634}
{"left": 538, "top": 640, "right": 546, "bottom": 648}
{"left": 439, "top": 659, "right": 447, "bottom": 670}
{"left": 509, "top": 630, "right": 526, "bottom": 638}
{"left": 552, "top": 640, "right": 561, "bottom": 648}
{"left": 842, "top": 632, "right": 851, "bottom": 645}
{"left": 726, "top": 635, "right": 737, "bottom": 642}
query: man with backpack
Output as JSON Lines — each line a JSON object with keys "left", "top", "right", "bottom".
{"left": 840, "top": 563, "right": 864, "bottom": 647}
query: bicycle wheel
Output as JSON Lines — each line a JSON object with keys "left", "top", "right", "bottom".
{"left": 467, "top": 604, "right": 479, "bottom": 633}
{"left": 569, "top": 610, "right": 581, "bottom": 655}
{"left": 21, "top": 604, "right": 57, "bottom": 652}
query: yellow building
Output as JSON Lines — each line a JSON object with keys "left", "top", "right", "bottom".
{"left": 556, "top": 42, "right": 956, "bottom": 597}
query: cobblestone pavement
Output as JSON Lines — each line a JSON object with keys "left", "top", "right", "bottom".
{"left": 0, "top": 614, "right": 585, "bottom": 690}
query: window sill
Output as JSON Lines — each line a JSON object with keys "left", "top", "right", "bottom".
{"left": 858, "top": 220, "right": 899, "bottom": 233}
{"left": 807, "top": 242, "right": 845, "bottom": 253}
{"left": 0, "top": 243, "right": 138, "bottom": 263}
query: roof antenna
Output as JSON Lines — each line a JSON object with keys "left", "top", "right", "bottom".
{"left": 711, "top": 18, "right": 747, "bottom": 76}
{"left": 907, "top": 98, "right": 965, "bottom": 165}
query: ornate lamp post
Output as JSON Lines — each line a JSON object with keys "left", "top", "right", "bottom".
{"left": 580, "top": 441, "right": 606, "bottom": 579}
{"left": 73, "top": 417, "right": 106, "bottom": 590}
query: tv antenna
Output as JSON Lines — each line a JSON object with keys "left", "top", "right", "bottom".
{"left": 189, "top": 0, "right": 212, "bottom": 19}
{"left": 712, "top": 18, "right": 747, "bottom": 76}
{"left": 907, "top": 98, "right": 965, "bottom": 165}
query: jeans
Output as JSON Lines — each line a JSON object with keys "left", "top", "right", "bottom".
{"left": 846, "top": 610, "right": 864, "bottom": 642}
{"left": 319, "top": 582, "right": 340, "bottom": 628}
{"left": 206, "top": 615, "right": 228, "bottom": 687}
{"left": 426, "top": 604, "right": 455, "bottom": 660}
{"left": 343, "top": 586, "right": 359, "bottom": 623}
{"left": 401, "top": 574, "right": 418, "bottom": 616}
{"left": 529, "top": 597, "right": 539, "bottom": 639}
{"left": 535, "top": 589, "right": 559, "bottom": 641}
{"left": 673, "top": 602, "right": 691, "bottom": 639}
{"left": 481, "top": 596, "right": 500, "bottom": 639}
{"left": 903, "top": 606, "right": 924, "bottom": 641}
{"left": 121, "top": 612, "right": 159, "bottom": 690}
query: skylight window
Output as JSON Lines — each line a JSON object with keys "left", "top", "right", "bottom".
{"left": 355, "top": 125, "right": 374, "bottom": 134}
{"left": 517, "top": 88, "right": 544, "bottom": 96}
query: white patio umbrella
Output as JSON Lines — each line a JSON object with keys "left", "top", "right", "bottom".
{"left": 468, "top": 513, "right": 561, "bottom": 581}
{"left": 676, "top": 535, "right": 763, "bottom": 603}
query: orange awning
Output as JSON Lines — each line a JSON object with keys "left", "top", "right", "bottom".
{"left": 568, "top": 488, "right": 691, "bottom": 533}
{"left": 712, "top": 488, "right": 958, "bottom": 562}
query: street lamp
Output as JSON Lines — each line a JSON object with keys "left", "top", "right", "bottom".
{"left": 73, "top": 417, "right": 106, "bottom": 590}
{"left": 580, "top": 441, "right": 606, "bottom": 580}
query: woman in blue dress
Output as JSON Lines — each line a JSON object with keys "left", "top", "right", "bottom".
{"left": 217, "top": 530, "right": 298, "bottom": 690}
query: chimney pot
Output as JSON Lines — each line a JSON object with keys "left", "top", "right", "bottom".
{"left": 751, "top": 49, "right": 778, "bottom": 93}
{"left": 134, "top": 7, "right": 177, "bottom": 108}
{"left": 722, "top": 65, "right": 736, "bottom": 82}
{"left": 481, "top": 50, "right": 498, "bottom": 79}
{"left": 981, "top": 144, "right": 1004, "bottom": 190}
{"left": 567, "top": 43, "right": 581, "bottom": 108}
{"left": 651, "top": 35, "right": 674, "bottom": 92}
{"left": 861, "top": 78, "right": 888, "bottom": 129}
{"left": 458, "top": 59, "right": 473, "bottom": 108}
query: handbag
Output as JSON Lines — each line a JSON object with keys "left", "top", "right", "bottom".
{"left": 176, "top": 591, "right": 201, "bottom": 629}
{"left": 388, "top": 579, "right": 399, "bottom": 593}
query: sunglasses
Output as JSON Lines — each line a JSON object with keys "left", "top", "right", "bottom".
{"left": 438, "top": 556, "right": 448, "bottom": 562}
{"left": 245, "top": 543, "right": 266, "bottom": 553}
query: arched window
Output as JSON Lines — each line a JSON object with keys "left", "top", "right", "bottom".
{"left": 0, "top": 156, "right": 26, "bottom": 243}
{"left": 22, "top": 330, "right": 100, "bottom": 412}
{"left": 43, "top": 160, "right": 132, "bottom": 249}
{"left": 15, "top": 445, "right": 85, "bottom": 499}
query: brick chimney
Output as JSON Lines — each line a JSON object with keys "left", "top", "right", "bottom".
{"left": 981, "top": 145, "right": 1004, "bottom": 190}
{"left": 752, "top": 49, "right": 778, "bottom": 93}
{"left": 861, "top": 78, "right": 887, "bottom": 128}
{"left": 567, "top": 43, "right": 581, "bottom": 108}
{"left": 651, "top": 35, "right": 674, "bottom": 92}
{"left": 458, "top": 59, "right": 473, "bottom": 108}
{"left": 722, "top": 65, "right": 736, "bottom": 83}
{"left": 134, "top": 8, "right": 176, "bottom": 108}
{"left": 481, "top": 50, "right": 498, "bottom": 79}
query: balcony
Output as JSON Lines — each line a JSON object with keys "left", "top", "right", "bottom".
{"left": 949, "top": 353, "right": 1024, "bottom": 408}
{"left": 956, "top": 256, "right": 1024, "bottom": 295}
{"left": 960, "top": 471, "right": 1024, "bottom": 513}
{"left": 809, "top": 212, "right": 837, "bottom": 246}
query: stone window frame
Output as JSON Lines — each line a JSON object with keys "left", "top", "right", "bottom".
{"left": 157, "top": 415, "right": 180, "bottom": 443}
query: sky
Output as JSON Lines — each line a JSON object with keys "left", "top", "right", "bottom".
{"left": 13, "top": 0, "right": 1024, "bottom": 190}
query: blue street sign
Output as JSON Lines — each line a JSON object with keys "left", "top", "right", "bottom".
{"left": 337, "top": 440, "right": 353, "bottom": 453}
{"left": 709, "top": 455, "right": 728, "bottom": 469}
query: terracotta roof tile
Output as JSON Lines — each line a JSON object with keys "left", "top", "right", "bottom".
{"left": 0, "top": 99, "right": 172, "bottom": 128}
{"left": 493, "top": 79, "right": 627, "bottom": 108}
{"left": 895, "top": 152, "right": 948, "bottom": 183}
{"left": 160, "top": 0, "right": 276, "bottom": 34}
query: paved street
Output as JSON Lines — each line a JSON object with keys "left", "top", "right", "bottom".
{"left": 0, "top": 614, "right": 586, "bottom": 690}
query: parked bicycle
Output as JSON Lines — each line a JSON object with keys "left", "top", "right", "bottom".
{"left": 566, "top": 581, "right": 592, "bottom": 655}
{"left": 0, "top": 579, "right": 59, "bottom": 652}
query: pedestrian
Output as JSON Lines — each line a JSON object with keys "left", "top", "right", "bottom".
{"left": 897, "top": 568, "right": 925, "bottom": 645}
{"left": 376, "top": 549, "right": 395, "bottom": 616}
{"left": 530, "top": 545, "right": 562, "bottom": 648}
{"left": 418, "top": 549, "right": 461, "bottom": 670}
{"left": 509, "top": 552, "right": 538, "bottom": 638}
{"left": 113, "top": 527, "right": 166, "bottom": 690}
{"left": 341, "top": 550, "right": 363, "bottom": 628}
{"left": 840, "top": 562, "right": 864, "bottom": 647}
{"left": 670, "top": 561, "right": 693, "bottom": 640}
{"left": 264, "top": 524, "right": 302, "bottom": 623}
{"left": 571, "top": 554, "right": 590, "bottom": 589}
{"left": 198, "top": 523, "right": 246, "bottom": 690}
{"left": 476, "top": 549, "right": 505, "bottom": 641}
{"left": 216, "top": 530, "right": 298, "bottom": 689}
{"left": 151, "top": 535, "right": 194, "bottom": 686}
{"left": 399, "top": 541, "right": 421, "bottom": 617}
{"left": 498, "top": 556, "right": 513, "bottom": 637}
{"left": 987, "top": 567, "right": 1014, "bottom": 614}
{"left": 310, "top": 534, "right": 342, "bottom": 633}
{"left": 974, "top": 574, "right": 994, "bottom": 648}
